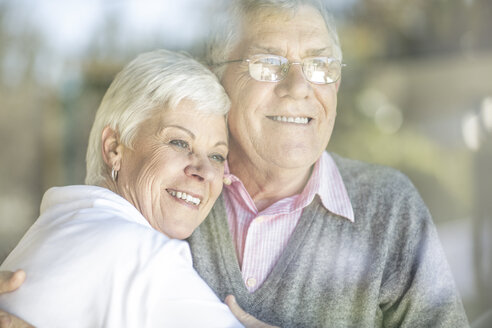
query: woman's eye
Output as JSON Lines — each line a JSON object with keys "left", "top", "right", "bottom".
{"left": 169, "top": 139, "right": 189, "bottom": 150}
{"left": 210, "top": 154, "right": 226, "bottom": 163}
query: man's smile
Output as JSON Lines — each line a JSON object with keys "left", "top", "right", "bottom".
{"left": 267, "top": 115, "right": 312, "bottom": 124}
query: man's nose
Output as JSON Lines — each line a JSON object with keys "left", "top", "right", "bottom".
{"left": 274, "top": 63, "right": 311, "bottom": 99}
{"left": 184, "top": 153, "right": 215, "bottom": 182}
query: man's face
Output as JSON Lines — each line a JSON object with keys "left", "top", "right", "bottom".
{"left": 221, "top": 5, "right": 340, "bottom": 172}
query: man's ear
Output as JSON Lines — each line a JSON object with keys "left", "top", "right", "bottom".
{"left": 101, "top": 126, "right": 123, "bottom": 171}
{"left": 335, "top": 78, "right": 341, "bottom": 93}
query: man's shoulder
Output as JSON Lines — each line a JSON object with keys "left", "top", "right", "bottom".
{"left": 329, "top": 152, "right": 412, "bottom": 189}
{"left": 327, "top": 153, "right": 431, "bottom": 239}
{"left": 328, "top": 152, "right": 420, "bottom": 208}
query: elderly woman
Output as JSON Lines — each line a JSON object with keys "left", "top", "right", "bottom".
{"left": 0, "top": 50, "right": 265, "bottom": 327}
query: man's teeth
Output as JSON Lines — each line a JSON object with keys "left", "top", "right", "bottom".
{"left": 272, "top": 116, "right": 309, "bottom": 124}
{"left": 168, "top": 190, "right": 201, "bottom": 205}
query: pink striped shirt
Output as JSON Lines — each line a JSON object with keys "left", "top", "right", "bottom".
{"left": 223, "top": 151, "right": 354, "bottom": 292}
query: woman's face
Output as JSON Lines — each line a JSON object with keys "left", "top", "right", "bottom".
{"left": 116, "top": 99, "right": 228, "bottom": 239}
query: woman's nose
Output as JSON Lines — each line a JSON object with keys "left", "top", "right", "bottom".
{"left": 184, "top": 154, "right": 215, "bottom": 182}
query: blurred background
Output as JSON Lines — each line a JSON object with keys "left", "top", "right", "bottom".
{"left": 0, "top": 0, "right": 490, "bottom": 322}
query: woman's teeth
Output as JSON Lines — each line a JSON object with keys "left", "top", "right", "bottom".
{"left": 168, "top": 190, "right": 201, "bottom": 205}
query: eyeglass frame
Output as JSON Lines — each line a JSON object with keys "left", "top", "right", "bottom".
{"left": 217, "top": 54, "right": 346, "bottom": 85}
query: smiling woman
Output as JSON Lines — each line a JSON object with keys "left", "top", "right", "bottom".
{"left": 0, "top": 49, "right": 249, "bottom": 327}
{"left": 108, "top": 99, "right": 229, "bottom": 239}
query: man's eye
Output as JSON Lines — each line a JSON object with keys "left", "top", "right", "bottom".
{"left": 210, "top": 154, "right": 226, "bottom": 163}
{"left": 170, "top": 139, "right": 189, "bottom": 149}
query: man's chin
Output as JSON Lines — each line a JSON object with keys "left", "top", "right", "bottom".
{"left": 266, "top": 149, "right": 320, "bottom": 171}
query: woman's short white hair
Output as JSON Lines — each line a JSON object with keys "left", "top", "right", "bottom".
{"left": 85, "top": 49, "right": 230, "bottom": 186}
{"left": 205, "top": 0, "right": 343, "bottom": 79}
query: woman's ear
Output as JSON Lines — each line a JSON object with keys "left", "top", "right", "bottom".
{"left": 101, "top": 126, "right": 123, "bottom": 171}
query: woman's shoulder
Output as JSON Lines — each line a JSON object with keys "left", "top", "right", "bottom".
{"left": 4, "top": 184, "right": 191, "bottom": 275}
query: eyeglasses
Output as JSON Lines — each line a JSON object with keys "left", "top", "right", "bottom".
{"left": 221, "top": 54, "right": 345, "bottom": 84}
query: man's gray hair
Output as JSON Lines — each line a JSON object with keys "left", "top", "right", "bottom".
{"left": 205, "top": 0, "right": 343, "bottom": 79}
{"left": 85, "top": 49, "right": 230, "bottom": 186}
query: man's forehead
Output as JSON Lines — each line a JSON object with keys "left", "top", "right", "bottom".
{"left": 240, "top": 28, "right": 335, "bottom": 57}
{"left": 245, "top": 11, "right": 328, "bottom": 34}
{"left": 244, "top": 44, "right": 334, "bottom": 57}
{"left": 237, "top": 6, "right": 334, "bottom": 56}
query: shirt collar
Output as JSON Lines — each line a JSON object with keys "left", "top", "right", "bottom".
{"left": 222, "top": 151, "right": 354, "bottom": 222}
{"left": 297, "top": 152, "right": 354, "bottom": 222}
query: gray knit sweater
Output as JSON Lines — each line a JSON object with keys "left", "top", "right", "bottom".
{"left": 188, "top": 153, "right": 469, "bottom": 327}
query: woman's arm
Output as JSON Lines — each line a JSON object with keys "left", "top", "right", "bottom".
{"left": 225, "top": 295, "right": 280, "bottom": 328}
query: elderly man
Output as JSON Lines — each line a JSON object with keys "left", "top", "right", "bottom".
{"left": 187, "top": 0, "right": 469, "bottom": 327}
{"left": 0, "top": 0, "right": 469, "bottom": 327}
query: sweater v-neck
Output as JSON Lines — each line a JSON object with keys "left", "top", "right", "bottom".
{"left": 203, "top": 194, "right": 326, "bottom": 309}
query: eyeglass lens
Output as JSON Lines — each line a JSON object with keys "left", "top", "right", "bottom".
{"left": 248, "top": 56, "right": 341, "bottom": 84}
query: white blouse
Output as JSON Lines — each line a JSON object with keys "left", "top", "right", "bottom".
{"left": 0, "top": 185, "right": 242, "bottom": 328}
